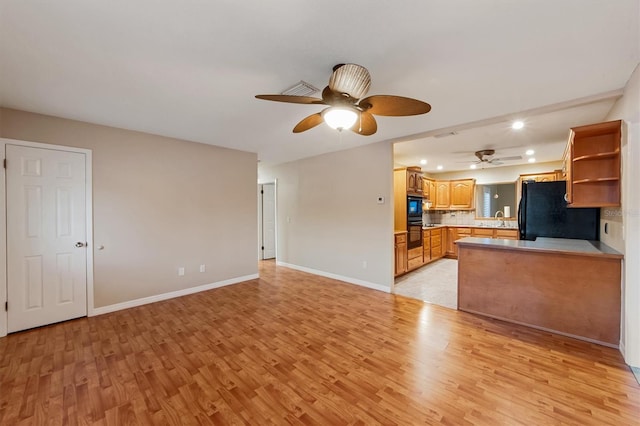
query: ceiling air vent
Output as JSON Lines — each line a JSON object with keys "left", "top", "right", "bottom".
{"left": 281, "top": 80, "right": 319, "bottom": 97}
{"left": 434, "top": 131, "right": 458, "bottom": 138}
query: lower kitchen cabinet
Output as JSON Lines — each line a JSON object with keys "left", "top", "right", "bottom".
{"left": 430, "top": 228, "right": 443, "bottom": 259}
{"left": 471, "top": 227, "right": 494, "bottom": 238}
{"left": 423, "top": 231, "right": 431, "bottom": 262}
{"left": 394, "top": 227, "right": 454, "bottom": 278}
{"left": 447, "top": 227, "right": 520, "bottom": 259}
{"left": 407, "top": 247, "right": 423, "bottom": 271}
{"left": 394, "top": 233, "right": 408, "bottom": 277}
{"left": 446, "top": 227, "right": 470, "bottom": 258}
{"left": 494, "top": 229, "right": 519, "bottom": 240}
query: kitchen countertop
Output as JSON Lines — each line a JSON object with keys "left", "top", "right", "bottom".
{"left": 422, "top": 224, "right": 519, "bottom": 230}
{"left": 456, "top": 236, "right": 623, "bottom": 259}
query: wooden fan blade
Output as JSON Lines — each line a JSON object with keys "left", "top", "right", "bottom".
{"left": 293, "top": 113, "right": 324, "bottom": 133}
{"left": 350, "top": 111, "right": 377, "bottom": 136}
{"left": 359, "top": 95, "right": 431, "bottom": 116}
{"left": 255, "top": 94, "right": 325, "bottom": 105}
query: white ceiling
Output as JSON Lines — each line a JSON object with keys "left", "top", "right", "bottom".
{"left": 393, "top": 94, "right": 620, "bottom": 173}
{"left": 1, "top": 1, "right": 638, "bottom": 167}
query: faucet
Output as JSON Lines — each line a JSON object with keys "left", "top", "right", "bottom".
{"left": 494, "top": 210, "right": 504, "bottom": 227}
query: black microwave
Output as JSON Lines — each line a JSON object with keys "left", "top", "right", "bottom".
{"left": 407, "top": 196, "right": 423, "bottom": 220}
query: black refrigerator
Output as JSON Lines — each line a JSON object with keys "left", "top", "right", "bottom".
{"left": 518, "top": 181, "right": 599, "bottom": 241}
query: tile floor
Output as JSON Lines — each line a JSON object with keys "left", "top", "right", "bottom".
{"left": 393, "top": 258, "right": 458, "bottom": 309}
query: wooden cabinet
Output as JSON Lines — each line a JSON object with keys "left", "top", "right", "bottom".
{"left": 520, "top": 172, "right": 558, "bottom": 183}
{"left": 517, "top": 171, "right": 559, "bottom": 203}
{"left": 566, "top": 120, "right": 621, "bottom": 207}
{"left": 394, "top": 233, "right": 408, "bottom": 277}
{"left": 445, "top": 226, "right": 518, "bottom": 259}
{"left": 561, "top": 141, "right": 571, "bottom": 182}
{"left": 423, "top": 230, "right": 431, "bottom": 262}
{"left": 430, "top": 228, "right": 443, "bottom": 259}
{"left": 471, "top": 228, "right": 494, "bottom": 238}
{"left": 406, "top": 167, "right": 423, "bottom": 196}
{"left": 434, "top": 181, "right": 450, "bottom": 209}
{"left": 422, "top": 177, "right": 436, "bottom": 203}
{"left": 445, "top": 227, "right": 470, "bottom": 258}
{"left": 450, "top": 179, "right": 475, "bottom": 209}
{"left": 494, "top": 229, "right": 519, "bottom": 240}
{"left": 432, "top": 179, "right": 475, "bottom": 210}
{"left": 407, "top": 247, "right": 423, "bottom": 271}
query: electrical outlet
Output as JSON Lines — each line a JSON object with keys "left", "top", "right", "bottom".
{"left": 178, "top": 267, "right": 185, "bottom": 276}
{"left": 362, "top": 260, "right": 367, "bottom": 269}
{"left": 199, "top": 264, "right": 206, "bottom": 273}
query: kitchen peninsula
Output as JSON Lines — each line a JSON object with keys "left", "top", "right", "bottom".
{"left": 456, "top": 237, "right": 623, "bottom": 346}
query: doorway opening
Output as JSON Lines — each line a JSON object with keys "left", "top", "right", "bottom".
{"left": 258, "top": 182, "right": 276, "bottom": 260}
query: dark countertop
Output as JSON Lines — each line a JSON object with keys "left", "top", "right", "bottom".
{"left": 456, "top": 237, "right": 623, "bottom": 259}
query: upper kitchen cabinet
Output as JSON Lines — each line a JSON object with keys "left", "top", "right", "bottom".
{"left": 405, "top": 166, "right": 423, "bottom": 196}
{"left": 427, "top": 178, "right": 475, "bottom": 210}
{"left": 516, "top": 171, "right": 559, "bottom": 203}
{"left": 450, "top": 179, "right": 475, "bottom": 209}
{"left": 519, "top": 171, "right": 558, "bottom": 183}
{"left": 566, "top": 120, "right": 621, "bottom": 207}
{"left": 434, "top": 181, "right": 451, "bottom": 209}
{"left": 422, "top": 177, "right": 436, "bottom": 203}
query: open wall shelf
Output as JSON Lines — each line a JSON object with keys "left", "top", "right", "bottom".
{"left": 566, "top": 120, "right": 621, "bottom": 208}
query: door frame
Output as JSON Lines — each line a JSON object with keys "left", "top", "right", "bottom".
{"left": 1, "top": 138, "right": 94, "bottom": 337}
{"left": 257, "top": 180, "right": 277, "bottom": 261}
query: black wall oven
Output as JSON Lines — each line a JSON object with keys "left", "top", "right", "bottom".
{"left": 407, "top": 196, "right": 423, "bottom": 221}
{"left": 407, "top": 196, "right": 423, "bottom": 249}
{"left": 407, "top": 221, "right": 423, "bottom": 250}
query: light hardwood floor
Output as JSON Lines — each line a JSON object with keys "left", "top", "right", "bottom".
{"left": 0, "top": 260, "right": 638, "bottom": 425}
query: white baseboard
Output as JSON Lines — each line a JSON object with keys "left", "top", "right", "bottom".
{"left": 276, "top": 261, "right": 391, "bottom": 293}
{"left": 90, "top": 273, "right": 259, "bottom": 316}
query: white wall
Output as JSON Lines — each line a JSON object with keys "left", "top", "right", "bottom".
{"left": 259, "top": 141, "right": 395, "bottom": 292}
{"left": 605, "top": 63, "right": 640, "bottom": 366}
{"left": 0, "top": 108, "right": 258, "bottom": 327}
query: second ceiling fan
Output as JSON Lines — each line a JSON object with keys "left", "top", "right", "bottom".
{"left": 471, "top": 149, "right": 522, "bottom": 165}
{"left": 255, "top": 63, "right": 431, "bottom": 136}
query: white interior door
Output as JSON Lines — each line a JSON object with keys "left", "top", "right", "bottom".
{"left": 262, "top": 183, "right": 276, "bottom": 259}
{"left": 6, "top": 144, "right": 87, "bottom": 332}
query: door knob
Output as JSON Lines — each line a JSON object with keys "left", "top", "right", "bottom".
{"left": 75, "top": 242, "right": 86, "bottom": 248}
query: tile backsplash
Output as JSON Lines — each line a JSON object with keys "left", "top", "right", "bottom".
{"left": 423, "top": 210, "right": 518, "bottom": 228}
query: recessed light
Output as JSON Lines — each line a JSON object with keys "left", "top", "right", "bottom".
{"left": 470, "top": 164, "right": 477, "bottom": 169}
{"left": 512, "top": 120, "right": 524, "bottom": 130}
{"left": 526, "top": 149, "right": 535, "bottom": 156}
{"left": 420, "top": 159, "right": 427, "bottom": 165}
{"left": 436, "top": 165, "right": 443, "bottom": 170}
{"left": 528, "top": 157, "right": 536, "bottom": 163}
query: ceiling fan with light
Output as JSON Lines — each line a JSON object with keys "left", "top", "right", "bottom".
{"left": 255, "top": 63, "right": 431, "bottom": 136}
{"left": 466, "top": 149, "right": 522, "bottom": 166}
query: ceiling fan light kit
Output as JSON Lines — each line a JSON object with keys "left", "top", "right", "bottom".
{"left": 322, "top": 107, "right": 359, "bottom": 131}
{"left": 255, "top": 63, "right": 431, "bottom": 136}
